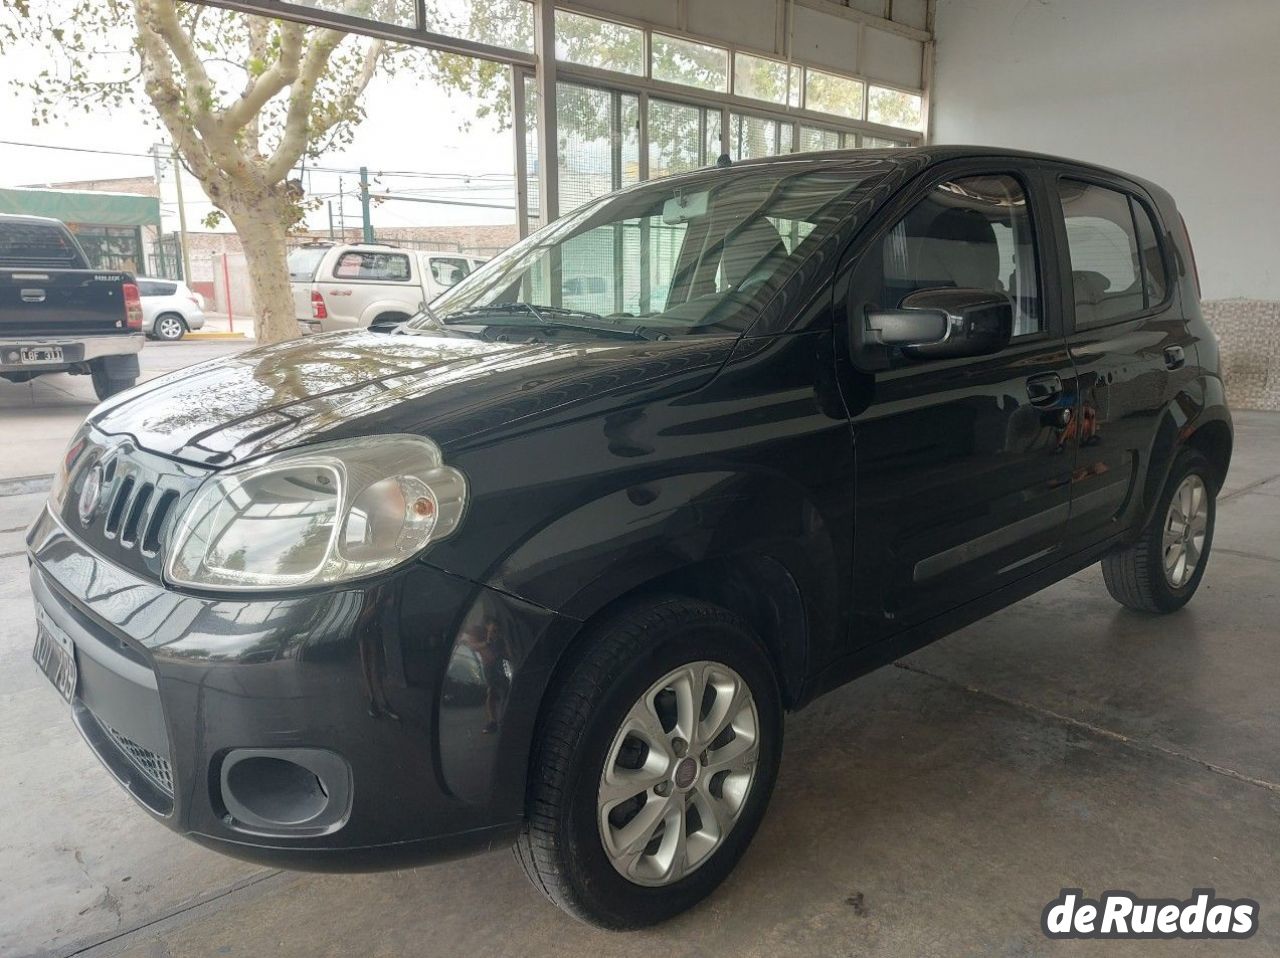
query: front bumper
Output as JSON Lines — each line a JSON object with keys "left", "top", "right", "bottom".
{"left": 26, "top": 504, "right": 568, "bottom": 871}
{"left": 0, "top": 333, "right": 144, "bottom": 373}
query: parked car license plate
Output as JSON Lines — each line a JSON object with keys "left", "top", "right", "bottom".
{"left": 20, "top": 345, "right": 64, "bottom": 364}
{"left": 32, "top": 609, "right": 77, "bottom": 704}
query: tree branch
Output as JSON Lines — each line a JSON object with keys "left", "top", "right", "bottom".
{"left": 221, "top": 19, "right": 304, "bottom": 134}
{"left": 261, "top": 26, "right": 348, "bottom": 182}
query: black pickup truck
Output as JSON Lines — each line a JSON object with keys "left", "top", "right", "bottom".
{"left": 0, "top": 213, "right": 144, "bottom": 399}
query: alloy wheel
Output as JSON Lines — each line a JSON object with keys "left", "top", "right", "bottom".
{"left": 157, "top": 316, "right": 184, "bottom": 340}
{"left": 1163, "top": 473, "right": 1209, "bottom": 588}
{"left": 597, "top": 661, "right": 759, "bottom": 887}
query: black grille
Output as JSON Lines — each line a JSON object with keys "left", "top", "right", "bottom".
{"left": 63, "top": 433, "right": 209, "bottom": 579}
{"left": 102, "top": 722, "right": 175, "bottom": 798}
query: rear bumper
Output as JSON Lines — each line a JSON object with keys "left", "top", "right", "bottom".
{"left": 26, "top": 504, "right": 565, "bottom": 871}
{"left": 0, "top": 333, "right": 143, "bottom": 372}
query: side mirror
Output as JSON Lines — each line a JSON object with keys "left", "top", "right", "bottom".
{"left": 865, "top": 288, "right": 1013, "bottom": 361}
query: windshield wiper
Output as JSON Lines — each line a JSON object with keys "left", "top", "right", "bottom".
{"left": 443, "top": 303, "right": 664, "bottom": 340}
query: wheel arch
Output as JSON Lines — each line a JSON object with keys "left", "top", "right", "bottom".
{"left": 359, "top": 300, "right": 417, "bottom": 328}
{"left": 438, "top": 467, "right": 847, "bottom": 819}
{"left": 1137, "top": 398, "right": 1233, "bottom": 533}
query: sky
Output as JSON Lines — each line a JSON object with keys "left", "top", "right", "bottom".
{"left": 0, "top": 39, "right": 519, "bottom": 237}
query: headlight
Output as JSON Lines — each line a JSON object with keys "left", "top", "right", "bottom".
{"left": 165, "top": 435, "right": 466, "bottom": 591}
{"left": 49, "top": 429, "right": 91, "bottom": 511}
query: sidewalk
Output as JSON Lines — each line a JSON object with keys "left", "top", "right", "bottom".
{"left": 189, "top": 311, "right": 257, "bottom": 340}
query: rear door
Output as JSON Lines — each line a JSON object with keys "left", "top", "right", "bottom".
{"left": 841, "top": 160, "right": 1078, "bottom": 640}
{"left": 1044, "top": 167, "right": 1196, "bottom": 549}
{"left": 424, "top": 254, "right": 475, "bottom": 302}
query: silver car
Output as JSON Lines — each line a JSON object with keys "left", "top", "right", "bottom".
{"left": 137, "top": 279, "right": 206, "bottom": 341}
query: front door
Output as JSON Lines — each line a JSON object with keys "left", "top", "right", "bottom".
{"left": 838, "top": 164, "right": 1077, "bottom": 642}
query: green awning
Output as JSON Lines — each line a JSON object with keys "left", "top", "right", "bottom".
{"left": 0, "top": 187, "right": 161, "bottom": 228}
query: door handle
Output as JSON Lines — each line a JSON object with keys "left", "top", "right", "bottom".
{"left": 1026, "top": 373, "right": 1063, "bottom": 407}
{"left": 1164, "top": 345, "right": 1186, "bottom": 370}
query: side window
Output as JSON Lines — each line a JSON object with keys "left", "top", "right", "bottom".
{"left": 428, "top": 257, "right": 472, "bottom": 288}
{"left": 1057, "top": 179, "right": 1166, "bottom": 327}
{"left": 333, "top": 251, "right": 411, "bottom": 282}
{"left": 870, "top": 173, "right": 1042, "bottom": 338}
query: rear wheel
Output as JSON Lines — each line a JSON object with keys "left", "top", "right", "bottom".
{"left": 516, "top": 596, "right": 782, "bottom": 929}
{"left": 89, "top": 359, "right": 137, "bottom": 401}
{"left": 153, "top": 313, "right": 186, "bottom": 341}
{"left": 1102, "top": 449, "right": 1216, "bottom": 613}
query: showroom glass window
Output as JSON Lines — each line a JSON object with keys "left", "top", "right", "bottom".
{"left": 864, "top": 173, "right": 1042, "bottom": 339}
{"left": 1057, "top": 179, "right": 1168, "bottom": 327}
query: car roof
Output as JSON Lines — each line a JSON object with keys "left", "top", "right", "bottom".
{"left": 631, "top": 145, "right": 1171, "bottom": 204}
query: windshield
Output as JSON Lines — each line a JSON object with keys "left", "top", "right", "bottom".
{"left": 287, "top": 246, "right": 330, "bottom": 282}
{"left": 409, "top": 164, "right": 884, "bottom": 337}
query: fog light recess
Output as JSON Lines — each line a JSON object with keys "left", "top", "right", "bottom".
{"left": 219, "top": 748, "right": 352, "bottom": 837}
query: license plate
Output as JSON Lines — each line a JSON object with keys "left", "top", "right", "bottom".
{"left": 32, "top": 609, "right": 77, "bottom": 704}
{"left": 20, "top": 345, "right": 64, "bottom": 364}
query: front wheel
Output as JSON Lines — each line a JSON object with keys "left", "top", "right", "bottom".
{"left": 1102, "top": 449, "right": 1216, "bottom": 613}
{"left": 516, "top": 597, "right": 782, "bottom": 929}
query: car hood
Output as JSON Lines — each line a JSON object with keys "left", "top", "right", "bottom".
{"left": 90, "top": 329, "right": 735, "bottom": 466}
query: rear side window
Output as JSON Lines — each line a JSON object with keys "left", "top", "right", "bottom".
{"left": 334, "top": 251, "right": 411, "bottom": 282}
{"left": 0, "top": 221, "right": 82, "bottom": 267}
{"left": 137, "top": 280, "right": 178, "bottom": 297}
{"left": 1057, "top": 179, "right": 1167, "bottom": 328}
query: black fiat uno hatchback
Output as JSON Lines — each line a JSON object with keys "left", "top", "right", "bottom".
{"left": 29, "top": 148, "right": 1230, "bottom": 928}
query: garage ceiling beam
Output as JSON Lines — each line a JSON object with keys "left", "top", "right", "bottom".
{"left": 794, "top": 0, "right": 931, "bottom": 43}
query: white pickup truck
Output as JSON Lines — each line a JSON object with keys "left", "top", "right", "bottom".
{"left": 289, "top": 243, "right": 486, "bottom": 334}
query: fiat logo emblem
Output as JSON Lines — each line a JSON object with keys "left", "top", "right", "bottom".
{"left": 78, "top": 463, "right": 104, "bottom": 524}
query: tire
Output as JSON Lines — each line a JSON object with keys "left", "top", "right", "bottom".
{"left": 153, "top": 313, "right": 186, "bottom": 341}
{"left": 515, "top": 596, "right": 783, "bottom": 929}
{"left": 90, "top": 360, "right": 137, "bottom": 401}
{"left": 1102, "top": 449, "right": 1216, "bottom": 613}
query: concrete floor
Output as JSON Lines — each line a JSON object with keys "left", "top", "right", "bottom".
{"left": 1, "top": 390, "right": 1277, "bottom": 955}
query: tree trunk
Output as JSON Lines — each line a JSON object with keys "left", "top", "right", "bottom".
{"left": 225, "top": 203, "right": 298, "bottom": 344}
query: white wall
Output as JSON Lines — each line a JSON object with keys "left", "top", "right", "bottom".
{"left": 931, "top": 0, "right": 1280, "bottom": 302}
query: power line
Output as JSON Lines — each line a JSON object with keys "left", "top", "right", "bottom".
{"left": 2, "top": 139, "right": 516, "bottom": 182}
{"left": 0, "top": 139, "right": 155, "bottom": 159}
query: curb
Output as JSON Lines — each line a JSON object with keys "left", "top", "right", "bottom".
{"left": 184, "top": 331, "right": 249, "bottom": 341}
{"left": 0, "top": 474, "right": 52, "bottom": 497}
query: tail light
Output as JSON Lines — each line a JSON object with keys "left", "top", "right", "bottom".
{"left": 1179, "top": 213, "right": 1201, "bottom": 299}
{"left": 311, "top": 291, "right": 328, "bottom": 320}
{"left": 123, "top": 282, "right": 144, "bottom": 330}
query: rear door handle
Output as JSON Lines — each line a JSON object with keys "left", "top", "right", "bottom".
{"left": 1164, "top": 345, "right": 1186, "bottom": 370}
{"left": 1026, "top": 373, "right": 1063, "bottom": 407}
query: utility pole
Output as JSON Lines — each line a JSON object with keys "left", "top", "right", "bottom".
{"left": 359, "top": 166, "right": 374, "bottom": 243}
{"left": 170, "top": 146, "right": 193, "bottom": 283}
{"left": 327, "top": 201, "right": 335, "bottom": 241}
{"left": 338, "top": 176, "right": 345, "bottom": 238}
